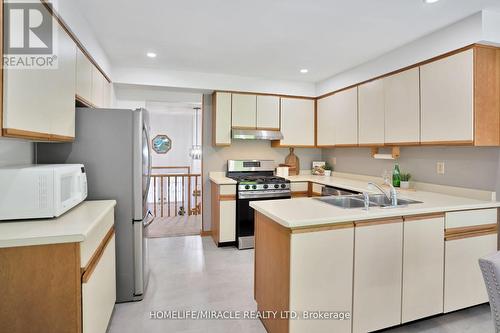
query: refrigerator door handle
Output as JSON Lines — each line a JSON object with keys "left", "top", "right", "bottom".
{"left": 143, "top": 123, "right": 152, "bottom": 203}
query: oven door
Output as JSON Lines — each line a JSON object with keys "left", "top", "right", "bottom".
{"left": 236, "top": 193, "right": 291, "bottom": 249}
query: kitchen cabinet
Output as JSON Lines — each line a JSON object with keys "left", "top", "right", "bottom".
{"left": 273, "top": 97, "right": 315, "bottom": 147}
{"left": 2, "top": 8, "right": 76, "bottom": 141}
{"left": 420, "top": 50, "right": 473, "bottom": 144}
{"left": 384, "top": 68, "right": 420, "bottom": 144}
{"left": 358, "top": 79, "right": 384, "bottom": 145}
{"left": 402, "top": 214, "right": 444, "bottom": 323}
{"left": 232, "top": 94, "right": 257, "bottom": 128}
{"left": 444, "top": 209, "right": 498, "bottom": 312}
{"left": 211, "top": 182, "right": 236, "bottom": 245}
{"left": 0, "top": 202, "right": 116, "bottom": 333}
{"left": 316, "top": 94, "right": 336, "bottom": 146}
{"left": 289, "top": 227, "right": 354, "bottom": 333}
{"left": 290, "top": 182, "right": 309, "bottom": 198}
{"left": 102, "top": 81, "right": 112, "bottom": 108}
{"left": 332, "top": 87, "right": 358, "bottom": 146}
{"left": 256, "top": 95, "right": 280, "bottom": 130}
{"left": 212, "top": 92, "right": 232, "bottom": 146}
{"left": 353, "top": 218, "right": 403, "bottom": 333}
{"left": 91, "top": 66, "right": 106, "bottom": 107}
{"left": 76, "top": 48, "right": 93, "bottom": 105}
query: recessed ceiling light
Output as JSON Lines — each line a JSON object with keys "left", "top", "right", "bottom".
{"left": 146, "top": 52, "right": 157, "bottom": 58}
{"left": 423, "top": 0, "right": 440, "bottom": 3}
{"left": 300, "top": 69, "right": 308, "bottom": 74}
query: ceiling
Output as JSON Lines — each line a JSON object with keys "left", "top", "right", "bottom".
{"left": 77, "top": 0, "right": 500, "bottom": 83}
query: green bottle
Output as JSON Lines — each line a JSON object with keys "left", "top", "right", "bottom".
{"left": 392, "top": 162, "right": 401, "bottom": 187}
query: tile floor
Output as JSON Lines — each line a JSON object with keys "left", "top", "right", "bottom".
{"left": 108, "top": 235, "right": 493, "bottom": 333}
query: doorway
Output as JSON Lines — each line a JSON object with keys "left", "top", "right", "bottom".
{"left": 145, "top": 100, "right": 203, "bottom": 238}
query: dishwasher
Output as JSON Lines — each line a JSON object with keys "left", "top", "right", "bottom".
{"left": 321, "top": 185, "right": 360, "bottom": 196}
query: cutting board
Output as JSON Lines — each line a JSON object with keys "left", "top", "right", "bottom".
{"left": 284, "top": 148, "right": 299, "bottom": 176}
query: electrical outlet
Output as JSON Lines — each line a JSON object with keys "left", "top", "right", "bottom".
{"left": 436, "top": 162, "right": 445, "bottom": 175}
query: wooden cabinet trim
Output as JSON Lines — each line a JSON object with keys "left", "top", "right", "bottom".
{"left": 291, "top": 191, "right": 309, "bottom": 198}
{"left": 445, "top": 223, "right": 497, "bottom": 241}
{"left": 420, "top": 140, "right": 474, "bottom": 146}
{"left": 404, "top": 213, "right": 445, "bottom": 222}
{"left": 219, "top": 194, "right": 236, "bottom": 201}
{"left": 355, "top": 217, "right": 404, "bottom": 227}
{"left": 3, "top": 128, "right": 74, "bottom": 142}
{"left": 291, "top": 222, "right": 354, "bottom": 234}
{"left": 76, "top": 94, "right": 96, "bottom": 108}
{"left": 82, "top": 226, "right": 115, "bottom": 283}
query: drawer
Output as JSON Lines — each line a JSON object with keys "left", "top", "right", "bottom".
{"left": 80, "top": 208, "right": 115, "bottom": 268}
{"left": 291, "top": 182, "right": 308, "bottom": 192}
{"left": 311, "top": 183, "right": 324, "bottom": 196}
{"left": 82, "top": 235, "right": 116, "bottom": 333}
{"left": 445, "top": 209, "right": 497, "bottom": 229}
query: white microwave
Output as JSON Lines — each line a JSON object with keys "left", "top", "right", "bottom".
{"left": 0, "top": 164, "right": 88, "bottom": 220}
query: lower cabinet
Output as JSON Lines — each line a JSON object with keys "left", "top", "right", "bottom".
{"left": 353, "top": 218, "right": 403, "bottom": 333}
{"left": 402, "top": 214, "right": 444, "bottom": 323}
{"left": 444, "top": 209, "right": 498, "bottom": 312}
{"left": 210, "top": 182, "right": 236, "bottom": 245}
{"left": 444, "top": 233, "right": 497, "bottom": 312}
{"left": 82, "top": 235, "right": 116, "bottom": 333}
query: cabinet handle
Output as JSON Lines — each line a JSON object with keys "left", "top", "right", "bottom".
{"left": 81, "top": 226, "right": 115, "bottom": 283}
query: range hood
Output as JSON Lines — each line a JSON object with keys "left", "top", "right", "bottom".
{"left": 232, "top": 129, "right": 283, "bottom": 140}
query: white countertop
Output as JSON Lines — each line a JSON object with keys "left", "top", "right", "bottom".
{"left": 249, "top": 175, "right": 500, "bottom": 228}
{"left": 0, "top": 200, "right": 117, "bottom": 248}
{"left": 209, "top": 172, "right": 237, "bottom": 185}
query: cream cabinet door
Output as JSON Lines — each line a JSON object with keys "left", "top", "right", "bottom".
{"left": 402, "top": 216, "right": 444, "bottom": 323}
{"left": 256, "top": 95, "right": 280, "bottom": 129}
{"left": 332, "top": 87, "right": 358, "bottom": 145}
{"left": 3, "top": 13, "right": 77, "bottom": 138}
{"left": 232, "top": 94, "right": 256, "bottom": 128}
{"left": 444, "top": 233, "right": 497, "bottom": 312}
{"left": 420, "top": 50, "right": 474, "bottom": 143}
{"left": 213, "top": 92, "right": 232, "bottom": 146}
{"left": 353, "top": 220, "right": 403, "bottom": 333}
{"left": 102, "top": 81, "right": 112, "bottom": 108}
{"left": 289, "top": 228, "right": 354, "bottom": 333}
{"left": 384, "top": 68, "right": 420, "bottom": 144}
{"left": 76, "top": 48, "right": 93, "bottom": 104}
{"left": 316, "top": 95, "right": 336, "bottom": 146}
{"left": 91, "top": 66, "right": 105, "bottom": 107}
{"left": 82, "top": 235, "right": 116, "bottom": 333}
{"left": 280, "top": 98, "right": 315, "bottom": 146}
{"left": 219, "top": 201, "right": 236, "bottom": 242}
{"left": 358, "top": 80, "right": 384, "bottom": 145}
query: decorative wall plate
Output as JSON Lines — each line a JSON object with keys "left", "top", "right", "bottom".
{"left": 152, "top": 134, "right": 172, "bottom": 154}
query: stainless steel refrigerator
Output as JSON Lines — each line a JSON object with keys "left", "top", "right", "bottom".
{"left": 37, "top": 107, "right": 152, "bottom": 302}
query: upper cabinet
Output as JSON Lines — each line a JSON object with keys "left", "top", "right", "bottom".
{"left": 1, "top": 1, "right": 112, "bottom": 142}
{"left": 358, "top": 80, "right": 384, "bottom": 146}
{"left": 420, "top": 50, "right": 474, "bottom": 144}
{"left": 273, "top": 97, "right": 315, "bottom": 147}
{"left": 333, "top": 87, "right": 358, "bottom": 146}
{"left": 2, "top": 5, "right": 76, "bottom": 141}
{"left": 384, "top": 68, "right": 420, "bottom": 145}
{"left": 316, "top": 87, "right": 358, "bottom": 146}
{"left": 256, "top": 95, "right": 280, "bottom": 130}
{"left": 231, "top": 94, "right": 257, "bottom": 128}
{"left": 212, "top": 92, "right": 232, "bottom": 146}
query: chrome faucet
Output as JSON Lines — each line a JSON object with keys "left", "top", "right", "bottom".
{"left": 362, "top": 192, "right": 370, "bottom": 210}
{"left": 368, "top": 181, "right": 398, "bottom": 207}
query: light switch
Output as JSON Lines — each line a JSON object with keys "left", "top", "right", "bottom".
{"left": 436, "top": 162, "right": 445, "bottom": 175}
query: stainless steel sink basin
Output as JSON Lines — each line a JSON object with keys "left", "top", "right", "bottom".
{"left": 315, "top": 194, "right": 423, "bottom": 209}
{"left": 316, "top": 196, "right": 368, "bottom": 209}
{"left": 368, "top": 194, "right": 423, "bottom": 208}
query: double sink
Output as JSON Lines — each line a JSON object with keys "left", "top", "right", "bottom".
{"left": 316, "top": 193, "right": 422, "bottom": 209}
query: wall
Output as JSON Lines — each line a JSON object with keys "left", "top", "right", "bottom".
{"left": 322, "top": 147, "right": 500, "bottom": 191}
{"left": 202, "top": 94, "right": 322, "bottom": 231}
{"left": 0, "top": 139, "right": 33, "bottom": 167}
{"left": 316, "top": 10, "right": 500, "bottom": 96}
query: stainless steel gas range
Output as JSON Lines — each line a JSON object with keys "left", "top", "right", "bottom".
{"left": 227, "top": 160, "right": 291, "bottom": 249}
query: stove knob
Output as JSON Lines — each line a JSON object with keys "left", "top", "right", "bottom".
{"left": 263, "top": 184, "right": 268, "bottom": 189}
{"left": 281, "top": 184, "right": 287, "bottom": 189}
{"left": 245, "top": 185, "right": 250, "bottom": 190}
{"left": 274, "top": 184, "right": 279, "bottom": 189}
{"left": 252, "top": 185, "right": 257, "bottom": 190}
